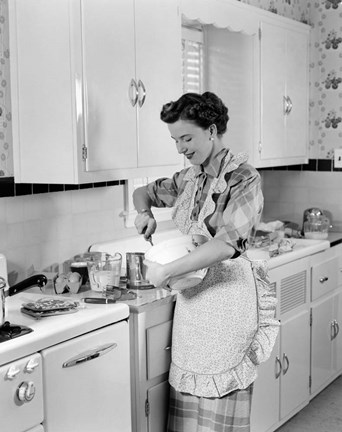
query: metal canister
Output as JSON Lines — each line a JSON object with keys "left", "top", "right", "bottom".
{"left": 126, "top": 253, "right": 152, "bottom": 289}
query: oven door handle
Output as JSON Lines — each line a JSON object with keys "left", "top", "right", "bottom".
{"left": 62, "top": 342, "right": 117, "bottom": 368}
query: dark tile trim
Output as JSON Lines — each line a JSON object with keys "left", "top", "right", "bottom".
{"left": 259, "top": 159, "right": 337, "bottom": 173}
{"left": 0, "top": 177, "right": 125, "bottom": 198}
{"left": 0, "top": 177, "right": 14, "bottom": 197}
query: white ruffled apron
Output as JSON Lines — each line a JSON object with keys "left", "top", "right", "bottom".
{"left": 169, "top": 154, "right": 279, "bottom": 398}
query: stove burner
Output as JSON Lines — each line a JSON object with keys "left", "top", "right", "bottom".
{"left": 0, "top": 321, "right": 33, "bottom": 343}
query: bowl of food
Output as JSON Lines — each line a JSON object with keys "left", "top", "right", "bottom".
{"left": 145, "top": 234, "right": 209, "bottom": 289}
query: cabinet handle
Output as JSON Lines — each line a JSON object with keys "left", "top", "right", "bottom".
{"left": 319, "top": 276, "right": 328, "bottom": 283}
{"left": 129, "top": 79, "right": 139, "bottom": 107}
{"left": 75, "top": 74, "right": 86, "bottom": 159}
{"left": 138, "top": 79, "right": 146, "bottom": 108}
{"left": 331, "top": 321, "right": 336, "bottom": 340}
{"left": 164, "top": 346, "right": 171, "bottom": 351}
{"left": 275, "top": 356, "right": 282, "bottom": 379}
{"left": 287, "top": 96, "right": 293, "bottom": 114}
{"left": 283, "top": 96, "right": 289, "bottom": 114}
{"left": 62, "top": 343, "right": 117, "bottom": 368}
{"left": 282, "top": 353, "right": 290, "bottom": 375}
{"left": 332, "top": 320, "right": 340, "bottom": 340}
{"left": 335, "top": 320, "right": 340, "bottom": 338}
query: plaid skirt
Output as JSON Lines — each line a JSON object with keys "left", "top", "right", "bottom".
{"left": 167, "top": 384, "right": 253, "bottom": 432}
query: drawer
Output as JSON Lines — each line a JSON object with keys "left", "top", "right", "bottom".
{"left": 146, "top": 320, "right": 172, "bottom": 380}
{"left": 311, "top": 256, "right": 338, "bottom": 301}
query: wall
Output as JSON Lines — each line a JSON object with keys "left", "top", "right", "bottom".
{"left": 0, "top": 0, "right": 341, "bottom": 281}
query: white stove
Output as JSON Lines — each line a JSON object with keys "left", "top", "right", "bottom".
{"left": 0, "top": 254, "right": 131, "bottom": 432}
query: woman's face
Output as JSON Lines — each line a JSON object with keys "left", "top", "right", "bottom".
{"left": 168, "top": 120, "right": 213, "bottom": 166}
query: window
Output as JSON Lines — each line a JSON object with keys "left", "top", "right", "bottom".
{"left": 182, "top": 26, "right": 204, "bottom": 94}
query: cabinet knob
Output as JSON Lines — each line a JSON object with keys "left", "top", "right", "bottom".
{"left": 319, "top": 276, "right": 328, "bottom": 283}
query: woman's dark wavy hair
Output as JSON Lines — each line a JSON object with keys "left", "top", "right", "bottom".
{"left": 160, "top": 92, "right": 229, "bottom": 136}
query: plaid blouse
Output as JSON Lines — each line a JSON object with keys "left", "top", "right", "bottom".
{"left": 146, "top": 148, "right": 263, "bottom": 255}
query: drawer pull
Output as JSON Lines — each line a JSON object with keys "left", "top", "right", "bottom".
{"left": 319, "top": 276, "right": 328, "bottom": 283}
{"left": 164, "top": 346, "right": 171, "bottom": 351}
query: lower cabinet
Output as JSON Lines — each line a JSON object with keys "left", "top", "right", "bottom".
{"left": 130, "top": 245, "right": 342, "bottom": 432}
{"left": 251, "top": 256, "right": 311, "bottom": 432}
{"left": 129, "top": 300, "right": 175, "bottom": 432}
{"left": 310, "top": 245, "right": 342, "bottom": 398}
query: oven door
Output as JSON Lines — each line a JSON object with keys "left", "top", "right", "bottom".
{"left": 0, "top": 353, "right": 44, "bottom": 432}
{"left": 41, "top": 321, "right": 131, "bottom": 432}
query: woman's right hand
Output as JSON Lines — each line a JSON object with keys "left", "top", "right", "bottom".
{"left": 134, "top": 211, "right": 157, "bottom": 241}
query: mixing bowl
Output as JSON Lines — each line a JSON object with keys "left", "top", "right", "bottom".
{"left": 145, "top": 234, "right": 208, "bottom": 289}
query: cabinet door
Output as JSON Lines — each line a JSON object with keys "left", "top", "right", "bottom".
{"left": 147, "top": 381, "right": 170, "bottom": 432}
{"left": 285, "top": 29, "right": 308, "bottom": 160}
{"left": 280, "top": 310, "right": 310, "bottom": 419}
{"left": 135, "top": 0, "right": 183, "bottom": 168}
{"left": 9, "top": 0, "right": 78, "bottom": 183}
{"left": 260, "top": 21, "right": 308, "bottom": 165}
{"left": 260, "top": 21, "right": 287, "bottom": 161}
{"left": 81, "top": 0, "right": 137, "bottom": 172}
{"left": 311, "top": 294, "right": 334, "bottom": 394}
{"left": 250, "top": 336, "right": 280, "bottom": 432}
{"left": 332, "top": 290, "right": 342, "bottom": 373}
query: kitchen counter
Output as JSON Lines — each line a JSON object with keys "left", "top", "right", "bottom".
{"left": 0, "top": 292, "right": 129, "bottom": 365}
{"left": 327, "top": 231, "right": 342, "bottom": 247}
{"left": 88, "top": 231, "right": 342, "bottom": 313}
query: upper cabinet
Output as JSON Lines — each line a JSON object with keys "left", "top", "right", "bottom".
{"left": 259, "top": 19, "right": 309, "bottom": 166}
{"left": 180, "top": 0, "right": 310, "bottom": 169}
{"left": 9, "top": 0, "right": 183, "bottom": 184}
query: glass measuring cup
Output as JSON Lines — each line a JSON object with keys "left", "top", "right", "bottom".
{"left": 87, "top": 253, "right": 122, "bottom": 294}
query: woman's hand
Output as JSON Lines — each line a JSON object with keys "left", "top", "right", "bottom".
{"left": 144, "top": 259, "right": 171, "bottom": 289}
{"left": 134, "top": 212, "right": 157, "bottom": 241}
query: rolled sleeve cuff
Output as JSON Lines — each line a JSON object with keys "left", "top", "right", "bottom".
{"left": 215, "top": 231, "right": 248, "bottom": 259}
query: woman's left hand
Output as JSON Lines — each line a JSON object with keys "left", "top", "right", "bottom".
{"left": 144, "top": 259, "right": 171, "bottom": 289}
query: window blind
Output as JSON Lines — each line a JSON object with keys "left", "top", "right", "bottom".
{"left": 182, "top": 26, "right": 204, "bottom": 94}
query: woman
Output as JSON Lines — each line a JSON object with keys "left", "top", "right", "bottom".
{"left": 133, "top": 92, "right": 279, "bottom": 432}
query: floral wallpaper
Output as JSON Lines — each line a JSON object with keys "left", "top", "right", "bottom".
{"left": 0, "top": 0, "right": 340, "bottom": 179}
{"left": 309, "top": 0, "right": 342, "bottom": 159}
{"left": 0, "top": 0, "right": 12, "bottom": 177}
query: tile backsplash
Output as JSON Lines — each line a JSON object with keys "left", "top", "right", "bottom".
{"left": 261, "top": 169, "right": 342, "bottom": 231}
